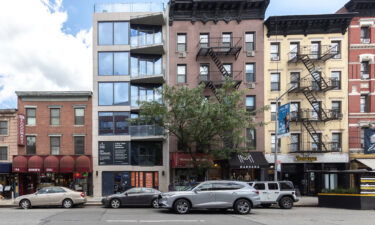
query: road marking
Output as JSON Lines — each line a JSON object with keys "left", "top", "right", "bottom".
{"left": 106, "top": 219, "right": 205, "bottom": 223}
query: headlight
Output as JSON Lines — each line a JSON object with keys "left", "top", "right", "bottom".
{"left": 161, "top": 193, "right": 175, "bottom": 198}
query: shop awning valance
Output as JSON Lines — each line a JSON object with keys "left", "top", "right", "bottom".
{"left": 75, "top": 155, "right": 92, "bottom": 172}
{"left": 229, "top": 152, "right": 269, "bottom": 169}
{"left": 44, "top": 156, "right": 59, "bottom": 173}
{"left": 357, "top": 159, "right": 375, "bottom": 170}
{"left": 13, "top": 156, "right": 28, "bottom": 173}
{"left": 0, "top": 162, "right": 12, "bottom": 173}
{"left": 28, "top": 156, "right": 43, "bottom": 173}
{"left": 60, "top": 156, "right": 75, "bottom": 173}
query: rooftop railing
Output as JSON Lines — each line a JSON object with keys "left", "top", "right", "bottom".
{"left": 94, "top": 2, "right": 165, "bottom": 13}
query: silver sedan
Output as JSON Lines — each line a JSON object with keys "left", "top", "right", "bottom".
{"left": 15, "top": 186, "right": 87, "bottom": 209}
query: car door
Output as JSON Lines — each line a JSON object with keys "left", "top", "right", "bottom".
{"left": 123, "top": 188, "right": 142, "bottom": 205}
{"left": 34, "top": 187, "right": 53, "bottom": 206}
{"left": 266, "top": 183, "right": 280, "bottom": 202}
{"left": 213, "top": 182, "right": 242, "bottom": 207}
{"left": 49, "top": 187, "right": 67, "bottom": 205}
{"left": 137, "top": 188, "right": 156, "bottom": 206}
{"left": 253, "top": 183, "right": 268, "bottom": 202}
{"left": 191, "top": 183, "right": 215, "bottom": 208}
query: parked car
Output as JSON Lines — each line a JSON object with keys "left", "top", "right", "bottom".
{"left": 158, "top": 180, "right": 261, "bottom": 214}
{"left": 102, "top": 187, "right": 161, "bottom": 209}
{"left": 15, "top": 186, "right": 86, "bottom": 209}
{"left": 248, "top": 181, "right": 299, "bottom": 209}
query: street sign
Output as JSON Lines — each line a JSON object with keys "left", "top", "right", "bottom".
{"left": 277, "top": 103, "right": 290, "bottom": 138}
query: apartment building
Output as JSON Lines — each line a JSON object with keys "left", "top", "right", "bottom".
{"left": 264, "top": 13, "right": 354, "bottom": 195}
{"left": 92, "top": 3, "right": 169, "bottom": 197}
{"left": 168, "top": 0, "right": 269, "bottom": 183}
{"left": 14, "top": 92, "right": 92, "bottom": 196}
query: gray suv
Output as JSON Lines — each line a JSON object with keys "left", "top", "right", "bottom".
{"left": 158, "top": 180, "right": 261, "bottom": 214}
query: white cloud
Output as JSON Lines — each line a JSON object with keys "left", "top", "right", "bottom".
{"left": 0, "top": 0, "right": 92, "bottom": 108}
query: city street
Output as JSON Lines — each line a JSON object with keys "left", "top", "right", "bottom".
{"left": 0, "top": 206, "right": 374, "bottom": 225}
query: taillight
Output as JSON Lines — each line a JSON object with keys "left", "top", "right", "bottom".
{"left": 80, "top": 192, "right": 85, "bottom": 198}
{"left": 254, "top": 190, "right": 259, "bottom": 195}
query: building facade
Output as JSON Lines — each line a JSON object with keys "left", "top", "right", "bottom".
{"left": 168, "top": 0, "right": 269, "bottom": 183}
{"left": 92, "top": 2, "right": 169, "bottom": 197}
{"left": 264, "top": 14, "right": 354, "bottom": 195}
{"left": 13, "top": 92, "right": 92, "bottom": 196}
{"left": 0, "top": 109, "right": 18, "bottom": 197}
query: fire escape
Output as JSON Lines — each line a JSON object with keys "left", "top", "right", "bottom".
{"left": 288, "top": 45, "right": 342, "bottom": 152}
{"left": 196, "top": 37, "right": 242, "bottom": 101}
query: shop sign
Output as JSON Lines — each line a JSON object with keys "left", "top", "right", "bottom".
{"left": 170, "top": 153, "right": 212, "bottom": 168}
{"left": 295, "top": 156, "right": 318, "bottom": 162}
{"left": 99, "top": 141, "right": 130, "bottom": 165}
{"left": 364, "top": 128, "right": 375, "bottom": 154}
{"left": 18, "top": 114, "right": 26, "bottom": 146}
{"left": 28, "top": 168, "right": 41, "bottom": 172}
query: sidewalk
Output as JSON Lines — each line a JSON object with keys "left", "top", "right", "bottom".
{"left": 294, "top": 196, "right": 318, "bottom": 207}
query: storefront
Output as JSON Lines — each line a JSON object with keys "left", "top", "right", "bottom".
{"left": 229, "top": 152, "right": 269, "bottom": 182}
{"left": 0, "top": 162, "right": 13, "bottom": 198}
{"left": 13, "top": 155, "right": 93, "bottom": 196}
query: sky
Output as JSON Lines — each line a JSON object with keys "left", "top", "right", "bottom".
{"left": 0, "top": 0, "right": 349, "bottom": 109}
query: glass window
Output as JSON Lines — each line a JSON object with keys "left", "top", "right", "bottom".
{"left": 177, "top": 65, "right": 186, "bottom": 83}
{"left": 0, "top": 147, "right": 7, "bottom": 160}
{"left": 0, "top": 121, "right": 8, "bottom": 135}
{"left": 199, "top": 64, "right": 209, "bottom": 81}
{"left": 253, "top": 183, "right": 265, "bottom": 190}
{"left": 289, "top": 42, "right": 299, "bottom": 60}
{"left": 245, "top": 63, "right": 255, "bottom": 82}
{"left": 246, "top": 128, "right": 256, "bottom": 149}
{"left": 361, "top": 61, "right": 370, "bottom": 80}
{"left": 130, "top": 55, "right": 162, "bottom": 78}
{"left": 311, "top": 133, "right": 322, "bottom": 151}
{"left": 360, "top": 95, "right": 369, "bottom": 113}
{"left": 99, "top": 112, "right": 130, "bottom": 135}
{"left": 99, "top": 83, "right": 113, "bottom": 106}
{"left": 99, "top": 112, "right": 114, "bottom": 135}
{"left": 74, "top": 108, "right": 85, "bottom": 125}
{"left": 331, "top": 41, "right": 341, "bottom": 59}
{"left": 98, "top": 22, "right": 113, "bottom": 45}
{"left": 223, "top": 63, "right": 232, "bottom": 76}
{"left": 290, "top": 102, "right": 300, "bottom": 121}
{"left": 197, "top": 183, "right": 212, "bottom": 191}
{"left": 271, "top": 102, "right": 277, "bottom": 121}
{"left": 26, "top": 108, "right": 36, "bottom": 126}
{"left": 332, "top": 133, "right": 342, "bottom": 151}
{"left": 114, "top": 112, "right": 129, "bottom": 135}
{"left": 270, "top": 43, "right": 280, "bottom": 61}
{"left": 99, "top": 82, "right": 129, "bottom": 106}
{"left": 290, "top": 72, "right": 300, "bottom": 89}
{"left": 271, "top": 134, "right": 281, "bottom": 153}
{"left": 131, "top": 142, "right": 162, "bottom": 166}
{"left": 246, "top": 96, "right": 256, "bottom": 111}
{"left": 290, "top": 133, "right": 300, "bottom": 152}
{"left": 26, "top": 136, "right": 36, "bottom": 155}
{"left": 114, "top": 82, "right": 129, "bottom": 105}
{"left": 222, "top": 33, "right": 232, "bottom": 48}
{"left": 361, "top": 27, "right": 371, "bottom": 43}
{"left": 271, "top": 73, "right": 280, "bottom": 91}
{"left": 50, "top": 136, "right": 60, "bottom": 155}
{"left": 177, "top": 34, "right": 187, "bottom": 52}
{"left": 331, "top": 71, "right": 341, "bottom": 89}
{"left": 50, "top": 108, "right": 60, "bottom": 126}
{"left": 74, "top": 136, "right": 85, "bottom": 155}
{"left": 114, "top": 22, "right": 129, "bottom": 45}
{"left": 331, "top": 101, "right": 341, "bottom": 119}
{"left": 268, "top": 183, "right": 278, "bottom": 190}
{"left": 311, "top": 41, "right": 321, "bottom": 59}
{"left": 114, "top": 52, "right": 129, "bottom": 75}
{"left": 280, "top": 182, "right": 294, "bottom": 190}
{"left": 98, "top": 52, "right": 113, "bottom": 76}
{"left": 98, "top": 22, "right": 129, "bottom": 45}
{"left": 200, "top": 33, "right": 209, "bottom": 48}
{"left": 99, "top": 52, "right": 129, "bottom": 76}
{"left": 245, "top": 32, "right": 255, "bottom": 51}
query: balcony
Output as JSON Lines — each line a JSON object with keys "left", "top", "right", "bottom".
{"left": 94, "top": 3, "right": 164, "bottom": 13}
{"left": 196, "top": 37, "right": 242, "bottom": 59}
{"left": 199, "top": 71, "right": 243, "bottom": 88}
{"left": 290, "top": 109, "right": 342, "bottom": 122}
{"left": 131, "top": 69, "right": 165, "bottom": 84}
{"left": 288, "top": 45, "right": 339, "bottom": 63}
{"left": 288, "top": 77, "right": 339, "bottom": 93}
{"left": 289, "top": 142, "right": 342, "bottom": 153}
{"left": 130, "top": 28, "right": 164, "bottom": 55}
{"left": 130, "top": 13, "right": 165, "bottom": 26}
{"left": 130, "top": 125, "right": 164, "bottom": 140}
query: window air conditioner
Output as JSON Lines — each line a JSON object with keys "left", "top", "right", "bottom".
{"left": 178, "top": 52, "right": 187, "bottom": 58}
{"left": 246, "top": 51, "right": 255, "bottom": 57}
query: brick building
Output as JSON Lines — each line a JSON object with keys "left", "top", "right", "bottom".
{"left": 13, "top": 92, "right": 92, "bottom": 196}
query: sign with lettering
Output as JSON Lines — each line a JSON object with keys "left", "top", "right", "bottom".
{"left": 364, "top": 128, "right": 375, "bottom": 154}
{"left": 99, "top": 141, "right": 130, "bottom": 165}
{"left": 295, "top": 156, "right": 318, "bottom": 162}
{"left": 18, "top": 114, "right": 26, "bottom": 146}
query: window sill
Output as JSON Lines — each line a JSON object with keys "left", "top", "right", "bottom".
{"left": 26, "top": 125, "right": 36, "bottom": 127}
{"left": 74, "top": 125, "right": 85, "bottom": 127}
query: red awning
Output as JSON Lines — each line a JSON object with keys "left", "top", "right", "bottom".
{"left": 170, "top": 152, "right": 212, "bottom": 168}
{"left": 28, "top": 156, "right": 43, "bottom": 173}
{"left": 13, "top": 156, "right": 28, "bottom": 173}
{"left": 60, "top": 156, "right": 75, "bottom": 173}
{"left": 75, "top": 155, "right": 92, "bottom": 172}
{"left": 44, "top": 156, "right": 59, "bottom": 173}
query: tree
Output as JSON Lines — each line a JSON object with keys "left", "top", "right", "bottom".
{"left": 134, "top": 80, "right": 265, "bottom": 178}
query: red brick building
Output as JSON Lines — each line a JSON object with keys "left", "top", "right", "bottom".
{"left": 339, "top": 0, "right": 375, "bottom": 170}
{"left": 13, "top": 92, "right": 93, "bottom": 196}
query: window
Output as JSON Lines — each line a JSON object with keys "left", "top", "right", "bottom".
{"left": 197, "top": 183, "right": 212, "bottom": 191}
{"left": 270, "top": 43, "right": 280, "bottom": 61}
{"left": 0, "top": 147, "right": 7, "bottom": 160}
{"left": 50, "top": 137, "right": 60, "bottom": 155}
{"left": 177, "top": 34, "right": 186, "bottom": 52}
{"left": 131, "top": 85, "right": 162, "bottom": 107}
{"left": 222, "top": 33, "right": 232, "bottom": 49}
{"left": 98, "top": 82, "right": 129, "bottom": 106}
{"left": 290, "top": 133, "right": 300, "bottom": 152}
{"left": 332, "top": 133, "right": 342, "bottom": 151}
{"left": 177, "top": 65, "right": 186, "bottom": 83}
{"left": 130, "top": 55, "right": 162, "bottom": 78}
{"left": 311, "top": 41, "right": 321, "bottom": 59}
{"left": 271, "top": 134, "right": 281, "bottom": 153}
{"left": 26, "top": 108, "right": 36, "bottom": 126}
{"left": 199, "top": 33, "right": 209, "bottom": 48}
{"left": 360, "top": 95, "right": 369, "bottom": 113}
{"left": 74, "top": 136, "right": 85, "bottom": 155}
{"left": 0, "top": 121, "right": 8, "bottom": 135}
{"left": 131, "top": 142, "right": 163, "bottom": 166}
{"left": 361, "top": 27, "right": 371, "bottom": 43}
{"left": 331, "top": 101, "right": 341, "bottom": 119}
{"left": 311, "top": 133, "right": 322, "bottom": 151}
{"left": 246, "top": 128, "right": 256, "bottom": 149}
{"left": 246, "top": 96, "right": 256, "bottom": 111}
{"left": 26, "top": 136, "right": 36, "bottom": 155}
{"left": 98, "top": 52, "right": 129, "bottom": 76}
{"left": 223, "top": 63, "right": 232, "bottom": 77}
{"left": 74, "top": 108, "right": 85, "bottom": 125}
{"left": 361, "top": 61, "right": 370, "bottom": 80}
{"left": 98, "top": 22, "right": 129, "bottom": 45}
{"left": 245, "top": 63, "right": 255, "bottom": 82}
{"left": 290, "top": 102, "right": 300, "bottom": 121}
{"left": 199, "top": 64, "right": 209, "bottom": 81}
{"left": 271, "top": 73, "right": 280, "bottom": 91}
{"left": 245, "top": 32, "right": 255, "bottom": 51}
{"left": 271, "top": 102, "right": 277, "bottom": 121}
{"left": 268, "top": 183, "right": 278, "bottom": 190}
{"left": 99, "top": 112, "right": 130, "bottom": 135}
{"left": 331, "top": 71, "right": 341, "bottom": 89}
{"left": 212, "top": 183, "right": 244, "bottom": 191}
{"left": 289, "top": 42, "right": 299, "bottom": 60}
{"left": 130, "top": 25, "right": 162, "bottom": 47}
{"left": 253, "top": 183, "right": 265, "bottom": 190}
{"left": 290, "top": 72, "right": 300, "bottom": 89}
{"left": 280, "top": 182, "right": 294, "bottom": 190}
{"left": 50, "top": 108, "right": 60, "bottom": 126}
{"left": 331, "top": 41, "right": 341, "bottom": 59}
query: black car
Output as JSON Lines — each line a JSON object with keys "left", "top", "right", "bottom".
{"left": 102, "top": 187, "right": 161, "bottom": 209}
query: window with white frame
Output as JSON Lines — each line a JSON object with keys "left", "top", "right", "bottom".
{"left": 177, "top": 65, "right": 187, "bottom": 83}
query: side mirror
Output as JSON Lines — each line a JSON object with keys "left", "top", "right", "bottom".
{"left": 125, "top": 192, "right": 128, "bottom": 196}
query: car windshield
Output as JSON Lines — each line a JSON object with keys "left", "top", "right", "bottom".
{"left": 183, "top": 183, "right": 201, "bottom": 191}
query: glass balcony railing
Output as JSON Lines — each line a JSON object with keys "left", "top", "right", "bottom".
{"left": 130, "top": 125, "right": 164, "bottom": 137}
{"left": 130, "top": 31, "right": 162, "bottom": 48}
{"left": 94, "top": 3, "right": 165, "bottom": 13}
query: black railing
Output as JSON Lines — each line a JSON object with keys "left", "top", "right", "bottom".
{"left": 290, "top": 109, "right": 342, "bottom": 122}
{"left": 289, "top": 142, "right": 341, "bottom": 153}
{"left": 288, "top": 77, "right": 339, "bottom": 92}
{"left": 197, "top": 37, "right": 242, "bottom": 57}
{"left": 199, "top": 71, "right": 243, "bottom": 83}
{"left": 288, "top": 45, "right": 339, "bottom": 62}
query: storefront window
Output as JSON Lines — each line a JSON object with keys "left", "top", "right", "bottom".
{"left": 131, "top": 142, "right": 162, "bottom": 166}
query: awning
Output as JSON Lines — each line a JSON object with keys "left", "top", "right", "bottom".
{"left": 44, "top": 156, "right": 59, "bottom": 173}
{"left": 356, "top": 159, "right": 375, "bottom": 170}
{"left": 12, "top": 156, "right": 28, "bottom": 173}
{"left": 0, "top": 162, "right": 12, "bottom": 173}
{"left": 229, "top": 152, "right": 269, "bottom": 169}
{"left": 75, "top": 155, "right": 92, "bottom": 172}
{"left": 60, "top": 156, "right": 75, "bottom": 173}
{"left": 28, "top": 156, "right": 43, "bottom": 173}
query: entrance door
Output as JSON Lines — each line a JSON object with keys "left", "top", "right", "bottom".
{"left": 102, "top": 172, "right": 115, "bottom": 196}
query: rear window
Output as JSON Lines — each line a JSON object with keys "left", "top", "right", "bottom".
{"left": 268, "top": 183, "right": 279, "bottom": 190}
{"left": 253, "top": 183, "right": 265, "bottom": 190}
{"left": 212, "top": 183, "right": 244, "bottom": 191}
{"left": 279, "top": 182, "right": 294, "bottom": 190}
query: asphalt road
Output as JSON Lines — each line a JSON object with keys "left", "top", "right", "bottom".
{"left": 0, "top": 206, "right": 374, "bottom": 225}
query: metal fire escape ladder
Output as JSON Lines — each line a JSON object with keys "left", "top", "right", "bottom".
{"left": 207, "top": 48, "right": 231, "bottom": 78}
{"left": 300, "top": 55, "right": 329, "bottom": 90}
{"left": 301, "top": 119, "right": 328, "bottom": 152}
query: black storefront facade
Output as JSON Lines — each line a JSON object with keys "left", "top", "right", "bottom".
{"left": 228, "top": 152, "right": 269, "bottom": 182}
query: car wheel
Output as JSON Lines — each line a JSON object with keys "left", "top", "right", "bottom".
{"left": 261, "top": 203, "right": 272, "bottom": 208}
{"left": 151, "top": 198, "right": 159, "bottom": 208}
{"left": 110, "top": 199, "right": 121, "bottom": 209}
{"left": 173, "top": 199, "right": 190, "bottom": 214}
{"left": 62, "top": 199, "right": 73, "bottom": 209}
{"left": 234, "top": 199, "right": 251, "bottom": 215}
{"left": 279, "top": 197, "right": 293, "bottom": 209}
{"left": 20, "top": 199, "right": 31, "bottom": 209}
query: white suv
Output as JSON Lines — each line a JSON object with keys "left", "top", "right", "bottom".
{"left": 248, "top": 181, "right": 299, "bottom": 209}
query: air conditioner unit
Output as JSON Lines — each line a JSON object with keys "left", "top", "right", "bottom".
{"left": 247, "top": 83, "right": 256, "bottom": 89}
{"left": 246, "top": 51, "right": 255, "bottom": 57}
{"left": 178, "top": 52, "right": 187, "bottom": 58}
{"left": 271, "top": 55, "right": 280, "bottom": 61}
{"left": 362, "top": 73, "right": 370, "bottom": 79}
{"left": 362, "top": 38, "right": 371, "bottom": 44}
